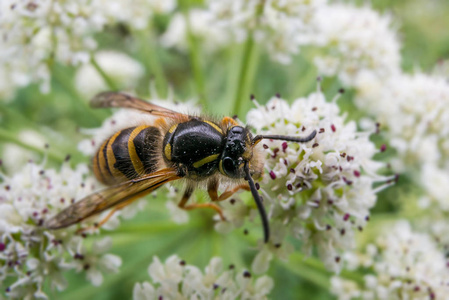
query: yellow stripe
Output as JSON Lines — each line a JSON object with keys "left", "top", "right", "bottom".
{"left": 128, "top": 125, "right": 148, "bottom": 174}
{"left": 168, "top": 124, "right": 178, "bottom": 133}
{"left": 97, "top": 140, "right": 111, "bottom": 183}
{"left": 193, "top": 153, "right": 220, "bottom": 168}
{"left": 164, "top": 143, "right": 172, "bottom": 161}
{"left": 218, "top": 159, "right": 225, "bottom": 175}
{"left": 93, "top": 148, "right": 104, "bottom": 183}
{"left": 107, "top": 131, "right": 123, "bottom": 178}
{"left": 204, "top": 120, "right": 223, "bottom": 134}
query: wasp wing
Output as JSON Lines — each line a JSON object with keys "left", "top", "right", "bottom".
{"left": 45, "top": 168, "right": 181, "bottom": 230}
{"left": 91, "top": 91, "right": 188, "bottom": 119}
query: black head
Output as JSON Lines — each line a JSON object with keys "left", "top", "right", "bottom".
{"left": 219, "top": 126, "right": 253, "bottom": 178}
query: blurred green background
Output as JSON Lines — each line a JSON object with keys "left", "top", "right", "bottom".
{"left": 1, "top": 0, "right": 449, "bottom": 299}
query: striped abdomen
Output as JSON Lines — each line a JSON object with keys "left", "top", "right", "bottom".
{"left": 93, "top": 125, "right": 162, "bottom": 185}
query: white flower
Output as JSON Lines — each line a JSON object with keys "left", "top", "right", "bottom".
{"left": 331, "top": 221, "right": 449, "bottom": 300}
{"left": 0, "top": 0, "right": 176, "bottom": 97}
{"left": 355, "top": 72, "right": 449, "bottom": 172}
{"left": 99, "top": 0, "right": 176, "bottom": 30}
{"left": 163, "top": 0, "right": 326, "bottom": 64}
{"left": 313, "top": 3, "right": 401, "bottom": 86}
{"left": 258, "top": 0, "right": 326, "bottom": 64}
{"left": 165, "top": 186, "right": 189, "bottom": 224}
{"left": 432, "top": 59, "right": 449, "bottom": 80}
{"left": 133, "top": 282, "right": 156, "bottom": 300}
{"left": 420, "top": 164, "right": 449, "bottom": 211}
{"left": 161, "top": 9, "right": 232, "bottom": 53}
{"left": 0, "top": 160, "right": 121, "bottom": 298}
{"left": 1, "top": 129, "right": 46, "bottom": 173}
{"left": 330, "top": 277, "right": 361, "bottom": 300}
{"left": 75, "top": 51, "right": 145, "bottom": 99}
{"left": 0, "top": 0, "right": 107, "bottom": 94}
{"left": 134, "top": 255, "right": 274, "bottom": 300}
{"left": 225, "top": 89, "right": 394, "bottom": 272}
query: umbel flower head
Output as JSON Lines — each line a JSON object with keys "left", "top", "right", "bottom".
{"left": 0, "top": 0, "right": 106, "bottom": 96}
{"left": 216, "top": 87, "right": 394, "bottom": 272}
{"left": 133, "top": 255, "right": 274, "bottom": 300}
{"left": 161, "top": 0, "right": 326, "bottom": 64}
{"left": 355, "top": 72, "right": 449, "bottom": 173}
{"left": 331, "top": 221, "right": 449, "bottom": 300}
{"left": 0, "top": 159, "right": 121, "bottom": 299}
{"left": 0, "top": 0, "right": 175, "bottom": 99}
{"left": 312, "top": 3, "right": 401, "bottom": 86}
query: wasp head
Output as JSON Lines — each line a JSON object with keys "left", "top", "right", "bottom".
{"left": 219, "top": 126, "right": 254, "bottom": 178}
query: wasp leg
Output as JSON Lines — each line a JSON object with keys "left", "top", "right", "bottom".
{"left": 178, "top": 185, "right": 226, "bottom": 221}
{"left": 76, "top": 198, "right": 135, "bottom": 234}
{"left": 207, "top": 179, "right": 250, "bottom": 202}
{"left": 221, "top": 116, "right": 239, "bottom": 128}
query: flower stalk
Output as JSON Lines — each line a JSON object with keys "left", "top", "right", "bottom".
{"left": 232, "top": 1, "right": 265, "bottom": 115}
{"left": 134, "top": 29, "right": 168, "bottom": 98}
{"left": 90, "top": 56, "right": 119, "bottom": 91}
{"left": 184, "top": 11, "right": 207, "bottom": 108}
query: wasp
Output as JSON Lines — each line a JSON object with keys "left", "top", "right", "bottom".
{"left": 45, "top": 92, "right": 317, "bottom": 242}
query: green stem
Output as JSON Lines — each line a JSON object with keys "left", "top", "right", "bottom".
{"left": 0, "top": 127, "right": 64, "bottom": 162}
{"left": 90, "top": 56, "right": 118, "bottom": 90}
{"left": 51, "top": 65, "right": 106, "bottom": 123}
{"left": 0, "top": 102, "right": 41, "bottom": 129}
{"left": 290, "top": 58, "right": 319, "bottom": 99}
{"left": 135, "top": 29, "right": 167, "bottom": 98}
{"left": 232, "top": 38, "right": 256, "bottom": 115}
{"left": 184, "top": 10, "right": 207, "bottom": 108}
{"left": 283, "top": 253, "right": 331, "bottom": 289}
{"left": 231, "top": 2, "right": 264, "bottom": 116}
{"left": 108, "top": 220, "right": 202, "bottom": 236}
{"left": 287, "top": 252, "right": 365, "bottom": 286}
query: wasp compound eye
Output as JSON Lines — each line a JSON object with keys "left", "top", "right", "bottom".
{"left": 222, "top": 157, "right": 238, "bottom": 177}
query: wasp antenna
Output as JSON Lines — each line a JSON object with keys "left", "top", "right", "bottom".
{"left": 244, "top": 163, "right": 270, "bottom": 243}
{"left": 252, "top": 130, "right": 317, "bottom": 146}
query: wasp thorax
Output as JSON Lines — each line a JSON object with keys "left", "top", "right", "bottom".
{"left": 220, "top": 126, "right": 252, "bottom": 178}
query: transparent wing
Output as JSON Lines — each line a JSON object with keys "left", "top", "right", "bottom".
{"left": 91, "top": 91, "right": 188, "bottom": 119}
{"left": 45, "top": 168, "right": 181, "bottom": 229}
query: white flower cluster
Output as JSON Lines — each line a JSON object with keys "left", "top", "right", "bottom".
{"left": 0, "top": 0, "right": 105, "bottom": 97}
{"left": 133, "top": 255, "right": 273, "bottom": 300}
{"left": 99, "top": 0, "right": 176, "bottom": 30}
{"left": 0, "top": 0, "right": 175, "bottom": 100}
{"left": 162, "top": 1, "right": 401, "bottom": 73}
{"left": 224, "top": 89, "right": 393, "bottom": 272}
{"left": 331, "top": 221, "right": 449, "bottom": 300}
{"left": 208, "top": 0, "right": 327, "bottom": 64}
{"left": 161, "top": 0, "right": 326, "bottom": 64}
{"left": 0, "top": 160, "right": 121, "bottom": 298}
{"left": 356, "top": 72, "right": 449, "bottom": 171}
{"left": 312, "top": 3, "right": 401, "bottom": 86}
{"left": 161, "top": 9, "right": 233, "bottom": 54}
{"left": 356, "top": 71, "right": 449, "bottom": 218}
